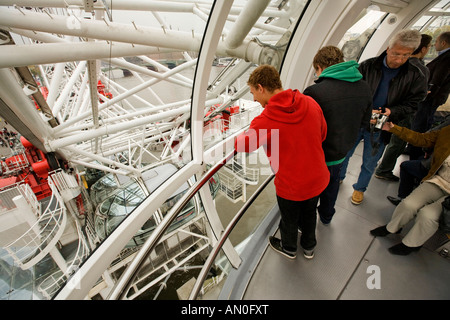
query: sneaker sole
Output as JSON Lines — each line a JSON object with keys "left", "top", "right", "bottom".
{"left": 269, "top": 241, "right": 296, "bottom": 260}
{"left": 303, "top": 252, "right": 314, "bottom": 259}
{"left": 351, "top": 198, "right": 362, "bottom": 205}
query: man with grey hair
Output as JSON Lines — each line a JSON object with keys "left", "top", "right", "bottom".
{"left": 340, "top": 29, "right": 427, "bottom": 205}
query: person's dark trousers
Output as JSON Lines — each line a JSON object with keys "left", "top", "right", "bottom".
{"left": 408, "top": 144, "right": 425, "bottom": 160}
{"left": 427, "top": 103, "right": 440, "bottom": 131}
{"left": 318, "top": 162, "right": 343, "bottom": 224}
{"left": 412, "top": 99, "right": 433, "bottom": 133}
{"left": 398, "top": 159, "right": 428, "bottom": 198}
{"left": 409, "top": 100, "right": 434, "bottom": 160}
{"left": 375, "top": 117, "right": 411, "bottom": 177}
{"left": 276, "top": 195, "right": 319, "bottom": 252}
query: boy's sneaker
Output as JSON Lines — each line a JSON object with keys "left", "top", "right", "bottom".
{"left": 303, "top": 248, "right": 315, "bottom": 259}
{"left": 269, "top": 236, "right": 296, "bottom": 259}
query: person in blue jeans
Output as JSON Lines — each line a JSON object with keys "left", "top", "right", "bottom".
{"left": 340, "top": 128, "right": 385, "bottom": 204}
{"left": 340, "top": 29, "right": 427, "bottom": 205}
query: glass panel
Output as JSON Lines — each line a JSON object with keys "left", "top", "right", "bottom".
{"left": 90, "top": 173, "right": 131, "bottom": 207}
{"left": 0, "top": 0, "right": 308, "bottom": 300}
{"left": 202, "top": 0, "right": 309, "bottom": 151}
{"left": 113, "top": 0, "right": 311, "bottom": 297}
{"left": 119, "top": 157, "right": 277, "bottom": 300}
{"left": 92, "top": 167, "right": 197, "bottom": 247}
{"left": 338, "top": 6, "right": 387, "bottom": 61}
{"left": 430, "top": 0, "right": 450, "bottom": 10}
{"left": 411, "top": 0, "right": 450, "bottom": 63}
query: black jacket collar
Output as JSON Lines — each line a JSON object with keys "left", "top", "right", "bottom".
{"left": 373, "top": 50, "right": 412, "bottom": 76}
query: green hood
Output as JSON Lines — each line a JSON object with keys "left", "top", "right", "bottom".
{"left": 319, "top": 60, "right": 362, "bottom": 82}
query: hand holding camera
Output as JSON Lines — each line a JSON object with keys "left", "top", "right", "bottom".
{"left": 371, "top": 107, "right": 390, "bottom": 131}
{"left": 382, "top": 121, "right": 394, "bottom": 131}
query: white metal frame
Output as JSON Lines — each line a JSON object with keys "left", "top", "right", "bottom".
{"left": 0, "top": 0, "right": 446, "bottom": 300}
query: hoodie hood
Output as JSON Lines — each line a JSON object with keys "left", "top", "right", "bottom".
{"left": 263, "top": 89, "right": 312, "bottom": 124}
{"left": 318, "top": 60, "right": 362, "bottom": 82}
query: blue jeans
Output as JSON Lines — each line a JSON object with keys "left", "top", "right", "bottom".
{"left": 318, "top": 162, "right": 343, "bottom": 224}
{"left": 340, "top": 128, "right": 385, "bottom": 192}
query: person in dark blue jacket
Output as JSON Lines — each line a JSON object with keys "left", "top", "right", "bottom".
{"left": 340, "top": 29, "right": 427, "bottom": 205}
{"left": 304, "top": 46, "right": 372, "bottom": 224}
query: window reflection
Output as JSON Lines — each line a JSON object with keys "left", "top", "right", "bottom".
{"left": 412, "top": 0, "right": 450, "bottom": 63}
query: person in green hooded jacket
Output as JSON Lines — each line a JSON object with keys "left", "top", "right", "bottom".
{"left": 303, "top": 46, "right": 373, "bottom": 225}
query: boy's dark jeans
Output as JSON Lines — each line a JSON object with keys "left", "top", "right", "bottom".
{"left": 277, "top": 195, "right": 319, "bottom": 252}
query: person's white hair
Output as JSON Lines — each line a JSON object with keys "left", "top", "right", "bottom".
{"left": 389, "top": 29, "right": 421, "bottom": 50}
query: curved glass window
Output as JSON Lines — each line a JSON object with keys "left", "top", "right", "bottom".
{"left": 93, "top": 166, "right": 220, "bottom": 247}
{"left": 0, "top": 0, "right": 310, "bottom": 300}
{"left": 201, "top": 0, "right": 309, "bottom": 151}
{"left": 338, "top": 6, "right": 387, "bottom": 61}
{"left": 411, "top": 0, "right": 450, "bottom": 63}
{"left": 90, "top": 173, "right": 130, "bottom": 207}
{"left": 95, "top": 181, "right": 146, "bottom": 242}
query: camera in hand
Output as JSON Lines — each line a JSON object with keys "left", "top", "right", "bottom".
{"left": 371, "top": 112, "right": 388, "bottom": 131}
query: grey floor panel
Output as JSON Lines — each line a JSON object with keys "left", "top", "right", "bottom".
{"left": 340, "top": 236, "right": 450, "bottom": 300}
{"left": 238, "top": 141, "right": 450, "bottom": 300}
{"left": 243, "top": 206, "right": 378, "bottom": 300}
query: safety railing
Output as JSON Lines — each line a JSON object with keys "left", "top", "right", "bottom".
{"left": 225, "top": 159, "right": 259, "bottom": 184}
{"left": 108, "top": 149, "right": 238, "bottom": 299}
{"left": 0, "top": 182, "right": 39, "bottom": 213}
{"left": 227, "top": 104, "right": 262, "bottom": 133}
{"left": 49, "top": 169, "right": 79, "bottom": 192}
{"left": 0, "top": 152, "right": 29, "bottom": 176}
{"left": 3, "top": 179, "right": 66, "bottom": 270}
{"left": 37, "top": 217, "right": 90, "bottom": 299}
{"left": 217, "top": 169, "right": 244, "bottom": 202}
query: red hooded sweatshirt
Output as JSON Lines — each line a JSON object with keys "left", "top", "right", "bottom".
{"left": 235, "top": 89, "right": 329, "bottom": 201}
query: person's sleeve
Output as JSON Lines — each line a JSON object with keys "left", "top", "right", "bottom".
{"left": 389, "top": 124, "right": 438, "bottom": 148}
{"left": 235, "top": 116, "right": 264, "bottom": 153}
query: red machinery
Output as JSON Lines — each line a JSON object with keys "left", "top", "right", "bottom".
{"left": 0, "top": 136, "right": 53, "bottom": 200}
{"left": 97, "top": 80, "right": 113, "bottom": 102}
{"left": 204, "top": 104, "right": 240, "bottom": 132}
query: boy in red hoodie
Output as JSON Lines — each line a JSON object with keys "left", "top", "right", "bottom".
{"left": 235, "top": 65, "right": 329, "bottom": 259}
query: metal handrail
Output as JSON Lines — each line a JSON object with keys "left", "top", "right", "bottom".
{"left": 188, "top": 173, "right": 274, "bottom": 300}
{"left": 3, "top": 181, "right": 66, "bottom": 269}
{"left": 108, "top": 149, "right": 238, "bottom": 299}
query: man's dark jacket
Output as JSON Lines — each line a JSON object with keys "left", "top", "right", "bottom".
{"left": 358, "top": 50, "right": 427, "bottom": 124}
{"left": 426, "top": 49, "right": 450, "bottom": 108}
